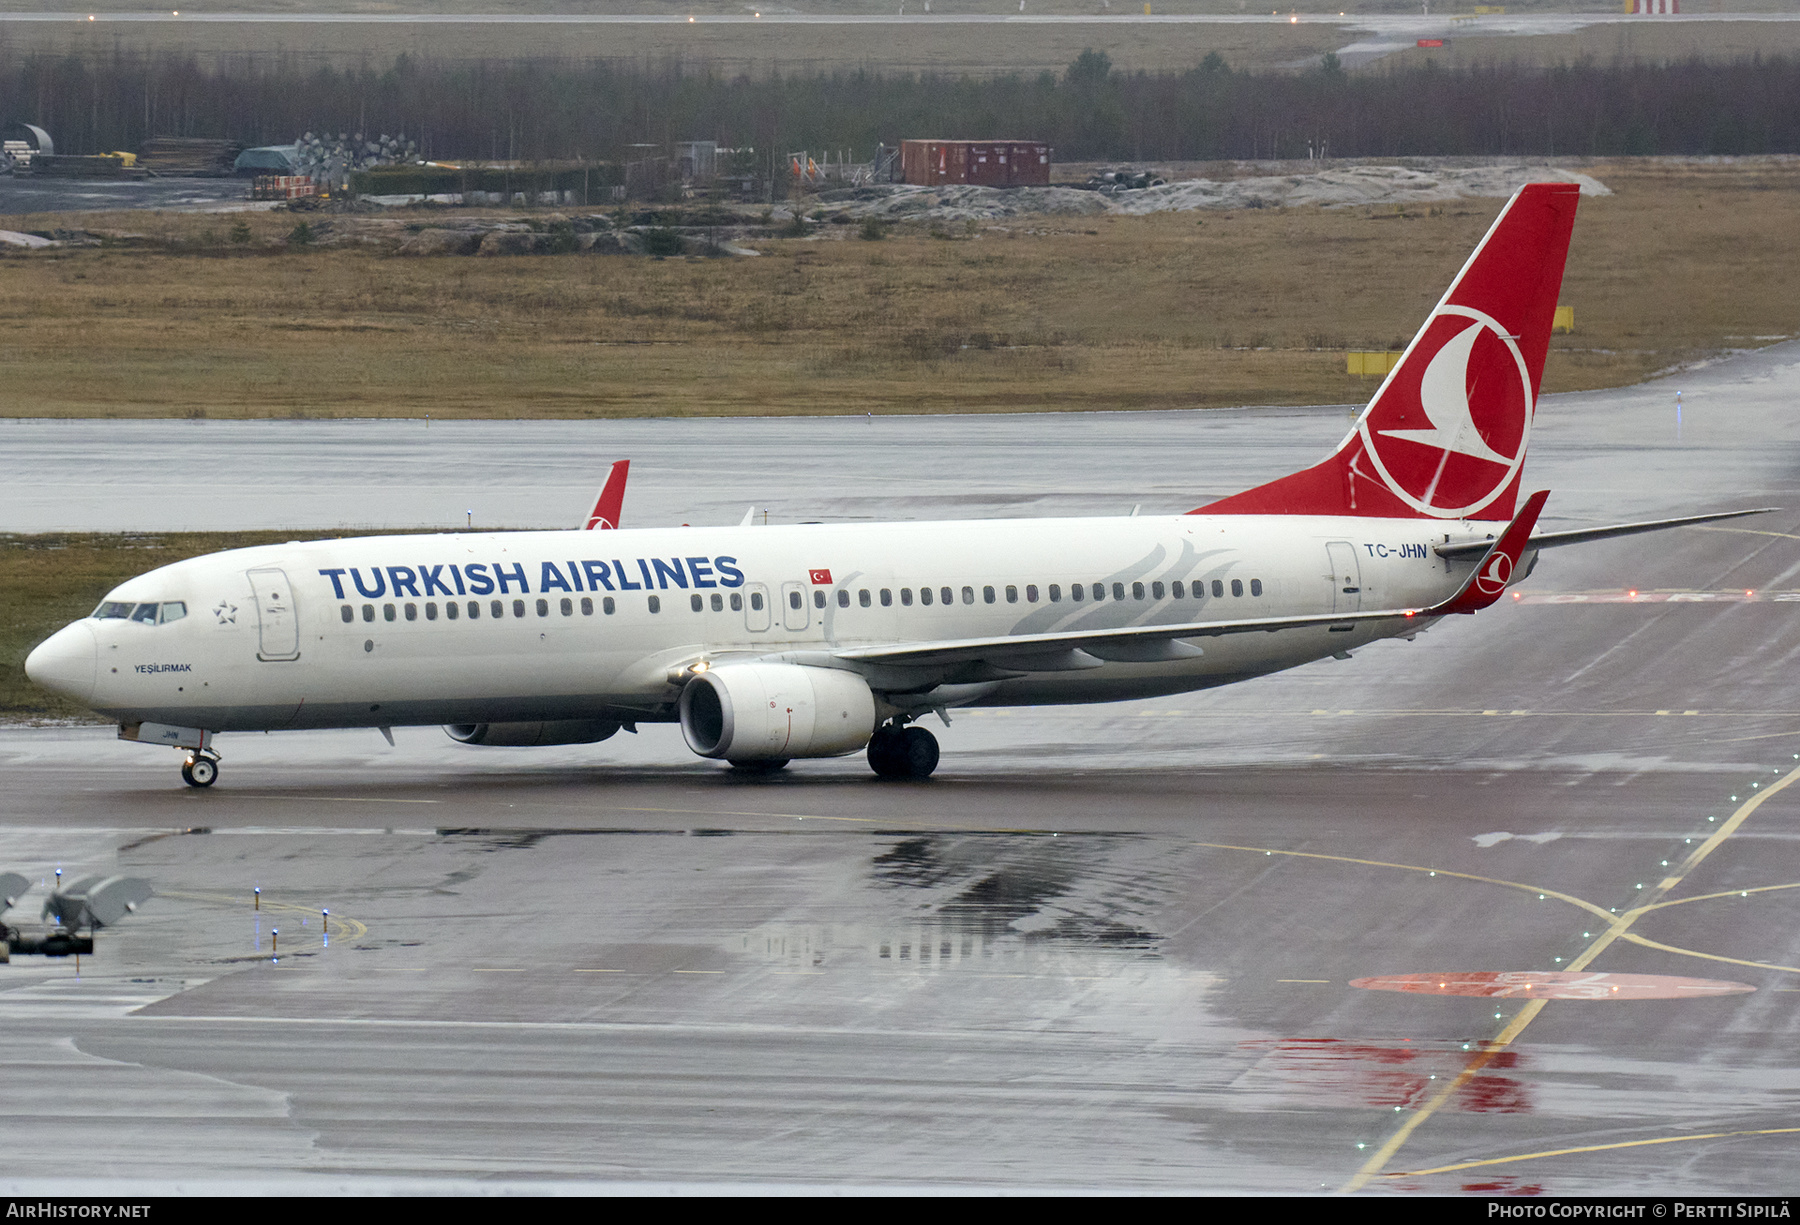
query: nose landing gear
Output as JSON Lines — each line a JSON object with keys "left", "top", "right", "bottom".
{"left": 180, "top": 753, "right": 219, "bottom": 788}
{"left": 867, "top": 721, "right": 939, "bottom": 780}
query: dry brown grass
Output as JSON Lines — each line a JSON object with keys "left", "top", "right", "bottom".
{"left": 0, "top": 15, "right": 1343, "bottom": 76}
{"left": 1, "top": 157, "right": 1796, "bottom": 420}
{"left": 4, "top": 10, "right": 1796, "bottom": 76}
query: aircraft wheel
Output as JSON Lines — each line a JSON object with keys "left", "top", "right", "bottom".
{"left": 183, "top": 755, "right": 218, "bottom": 788}
{"left": 898, "top": 726, "right": 939, "bottom": 780}
{"left": 728, "top": 758, "right": 789, "bottom": 775}
{"left": 867, "top": 725, "right": 907, "bottom": 779}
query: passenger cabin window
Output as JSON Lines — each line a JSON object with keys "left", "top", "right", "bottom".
{"left": 859, "top": 590, "right": 872, "bottom": 608}
{"left": 1093, "top": 583, "right": 1106, "bottom": 601}
{"left": 447, "top": 601, "right": 460, "bottom": 620}
{"left": 919, "top": 588, "right": 931, "bottom": 606}
{"left": 648, "top": 595, "right": 661, "bottom": 614}
{"left": 1004, "top": 586, "right": 1016, "bottom": 604}
{"left": 711, "top": 593, "right": 724, "bottom": 612}
{"left": 1025, "top": 585, "right": 1038, "bottom": 603}
{"left": 900, "top": 588, "right": 912, "bottom": 606}
{"left": 1251, "top": 579, "right": 1264, "bottom": 597}
{"left": 384, "top": 604, "right": 396, "bottom": 622}
{"left": 942, "top": 587, "right": 954, "bottom": 606}
{"left": 881, "top": 589, "right": 893, "bottom": 607}
{"left": 1132, "top": 582, "right": 1145, "bottom": 601}
{"left": 405, "top": 603, "right": 418, "bottom": 621}
{"left": 1048, "top": 584, "right": 1061, "bottom": 602}
{"left": 1211, "top": 580, "right": 1224, "bottom": 598}
{"left": 561, "top": 598, "right": 574, "bottom": 616}
{"left": 603, "top": 597, "right": 616, "bottom": 615}
{"left": 837, "top": 590, "right": 850, "bottom": 608}
{"left": 730, "top": 593, "right": 743, "bottom": 612}
{"left": 536, "top": 598, "right": 549, "bottom": 617}
{"left": 1152, "top": 582, "right": 1165, "bottom": 600}
{"left": 691, "top": 594, "right": 704, "bottom": 612}
{"left": 1231, "top": 579, "right": 1244, "bottom": 597}
{"left": 363, "top": 604, "right": 375, "bottom": 622}
{"left": 467, "top": 601, "right": 479, "bottom": 619}
{"left": 581, "top": 597, "right": 593, "bottom": 615}
{"left": 813, "top": 590, "right": 827, "bottom": 609}
{"left": 512, "top": 599, "right": 526, "bottom": 618}
{"left": 1172, "top": 581, "right": 1184, "bottom": 599}
{"left": 1069, "top": 584, "right": 1082, "bottom": 602}
{"left": 341, "top": 606, "right": 354, "bottom": 624}
{"left": 789, "top": 590, "right": 803, "bottom": 611}
{"left": 491, "top": 600, "right": 504, "bottom": 619}
{"left": 1113, "top": 582, "right": 1126, "bottom": 601}
{"left": 426, "top": 602, "right": 439, "bottom": 621}
{"left": 750, "top": 592, "right": 764, "bottom": 611}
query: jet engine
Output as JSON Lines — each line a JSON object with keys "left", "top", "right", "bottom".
{"left": 679, "top": 664, "right": 876, "bottom": 762}
{"left": 445, "top": 720, "right": 620, "bottom": 747}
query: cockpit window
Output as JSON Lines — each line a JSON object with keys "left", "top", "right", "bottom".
{"left": 95, "top": 600, "right": 186, "bottom": 624}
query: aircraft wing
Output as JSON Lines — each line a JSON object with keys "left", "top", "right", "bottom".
{"left": 833, "top": 606, "right": 1436, "bottom": 671}
{"left": 1433, "top": 507, "right": 1776, "bottom": 560}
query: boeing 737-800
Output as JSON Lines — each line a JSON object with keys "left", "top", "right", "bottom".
{"left": 23, "top": 183, "right": 1766, "bottom": 787}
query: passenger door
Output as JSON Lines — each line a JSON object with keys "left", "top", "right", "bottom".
{"left": 1325, "top": 542, "right": 1362, "bottom": 615}
{"left": 246, "top": 567, "right": 301, "bottom": 661}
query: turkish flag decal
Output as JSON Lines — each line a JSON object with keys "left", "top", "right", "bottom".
{"left": 809, "top": 568, "right": 833, "bottom": 585}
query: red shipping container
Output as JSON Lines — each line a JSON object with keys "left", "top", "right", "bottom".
{"left": 901, "top": 140, "right": 1049, "bottom": 187}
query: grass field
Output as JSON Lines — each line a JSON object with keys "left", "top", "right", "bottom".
{"left": 0, "top": 15, "right": 1346, "bottom": 76}
{"left": 1, "top": 158, "right": 1795, "bottom": 420}
{"left": 4, "top": 14, "right": 1799, "bottom": 77}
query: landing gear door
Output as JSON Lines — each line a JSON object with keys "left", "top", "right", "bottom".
{"left": 781, "top": 580, "right": 810, "bottom": 633}
{"left": 246, "top": 567, "right": 300, "bottom": 661}
{"left": 744, "top": 582, "right": 772, "bottom": 633}
{"left": 1325, "top": 542, "right": 1362, "bottom": 615}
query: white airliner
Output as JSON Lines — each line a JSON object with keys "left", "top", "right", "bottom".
{"left": 24, "top": 183, "right": 1766, "bottom": 787}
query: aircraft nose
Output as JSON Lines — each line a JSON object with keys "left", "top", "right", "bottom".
{"left": 25, "top": 621, "right": 97, "bottom": 705}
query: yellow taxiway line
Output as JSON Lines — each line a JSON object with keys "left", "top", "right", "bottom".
{"left": 1337, "top": 762, "right": 1800, "bottom": 1194}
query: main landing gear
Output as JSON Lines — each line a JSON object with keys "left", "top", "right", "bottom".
{"left": 867, "top": 721, "right": 939, "bottom": 780}
{"left": 180, "top": 753, "right": 220, "bottom": 788}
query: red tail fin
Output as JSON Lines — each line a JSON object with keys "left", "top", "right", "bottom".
{"left": 1198, "top": 182, "right": 1580, "bottom": 521}
{"left": 584, "top": 459, "right": 629, "bottom": 531}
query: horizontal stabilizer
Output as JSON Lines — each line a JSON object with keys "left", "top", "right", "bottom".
{"left": 1434, "top": 506, "right": 1778, "bottom": 559}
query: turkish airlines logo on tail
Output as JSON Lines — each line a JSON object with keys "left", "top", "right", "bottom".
{"left": 1358, "top": 306, "right": 1533, "bottom": 519}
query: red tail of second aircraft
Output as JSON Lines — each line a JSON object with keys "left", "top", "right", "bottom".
{"left": 584, "top": 459, "right": 630, "bottom": 531}
{"left": 1198, "top": 182, "right": 1580, "bottom": 522}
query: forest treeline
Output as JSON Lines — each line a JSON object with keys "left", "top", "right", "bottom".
{"left": 3, "top": 46, "right": 1796, "bottom": 163}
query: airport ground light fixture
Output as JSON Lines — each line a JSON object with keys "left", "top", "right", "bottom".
{"left": 0, "top": 872, "right": 153, "bottom": 962}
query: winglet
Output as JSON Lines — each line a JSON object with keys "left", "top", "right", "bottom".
{"left": 584, "top": 460, "right": 629, "bottom": 531}
{"left": 1426, "top": 489, "right": 1550, "bottom": 615}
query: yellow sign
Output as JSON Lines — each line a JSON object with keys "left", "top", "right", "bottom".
{"left": 1347, "top": 351, "right": 1404, "bottom": 376}
{"left": 1553, "top": 305, "right": 1575, "bottom": 333}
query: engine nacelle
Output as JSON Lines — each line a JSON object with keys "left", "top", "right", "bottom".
{"left": 445, "top": 720, "right": 620, "bottom": 747}
{"left": 679, "top": 664, "right": 877, "bottom": 762}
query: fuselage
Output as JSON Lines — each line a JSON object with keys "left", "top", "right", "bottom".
{"left": 30, "top": 513, "right": 1490, "bottom": 732}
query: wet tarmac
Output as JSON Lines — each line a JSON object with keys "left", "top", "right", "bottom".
{"left": 4, "top": 344, "right": 1800, "bottom": 1192}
